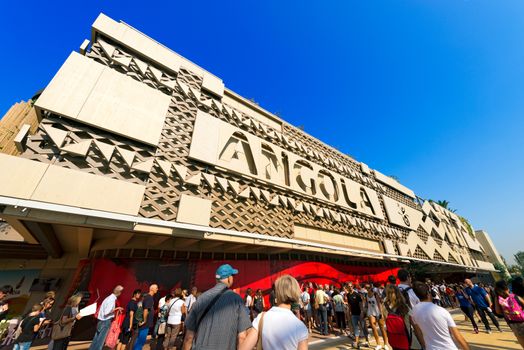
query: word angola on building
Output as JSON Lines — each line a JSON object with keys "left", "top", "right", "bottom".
{"left": 0, "top": 13, "right": 500, "bottom": 320}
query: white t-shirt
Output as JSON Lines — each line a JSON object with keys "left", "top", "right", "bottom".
{"left": 253, "top": 307, "right": 308, "bottom": 350}
{"left": 158, "top": 296, "right": 166, "bottom": 309}
{"left": 411, "top": 302, "right": 458, "bottom": 350}
{"left": 245, "top": 295, "right": 253, "bottom": 308}
{"left": 398, "top": 283, "right": 420, "bottom": 307}
{"left": 185, "top": 294, "right": 197, "bottom": 311}
{"left": 167, "top": 298, "right": 185, "bottom": 325}
{"left": 300, "top": 291, "right": 310, "bottom": 310}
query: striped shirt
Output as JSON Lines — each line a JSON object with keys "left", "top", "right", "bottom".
{"left": 185, "top": 283, "right": 251, "bottom": 350}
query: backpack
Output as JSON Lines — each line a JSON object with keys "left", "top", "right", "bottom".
{"left": 134, "top": 302, "right": 144, "bottom": 325}
{"left": 400, "top": 287, "right": 412, "bottom": 309}
{"left": 431, "top": 288, "right": 437, "bottom": 298}
{"left": 499, "top": 294, "right": 524, "bottom": 322}
{"left": 386, "top": 313, "right": 410, "bottom": 349}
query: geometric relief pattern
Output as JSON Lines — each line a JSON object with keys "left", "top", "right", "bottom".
{"left": 21, "top": 115, "right": 154, "bottom": 185}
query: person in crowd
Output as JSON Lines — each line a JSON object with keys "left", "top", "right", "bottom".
{"left": 52, "top": 294, "right": 83, "bottom": 350}
{"left": 240, "top": 275, "right": 308, "bottom": 350}
{"left": 332, "top": 289, "right": 347, "bottom": 336}
{"left": 347, "top": 282, "right": 367, "bottom": 349}
{"left": 253, "top": 289, "right": 265, "bottom": 320}
{"left": 494, "top": 280, "right": 524, "bottom": 348}
{"left": 439, "top": 283, "right": 450, "bottom": 308}
{"left": 270, "top": 284, "right": 277, "bottom": 308}
{"left": 182, "top": 264, "right": 251, "bottom": 350}
{"left": 117, "top": 289, "right": 142, "bottom": 350}
{"left": 464, "top": 278, "right": 502, "bottom": 333}
{"left": 154, "top": 294, "right": 172, "bottom": 350}
{"left": 411, "top": 282, "right": 470, "bottom": 350}
{"left": 384, "top": 285, "right": 423, "bottom": 350}
{"left": 446, "top": 285, "right": 457, "bottom": 308}
{"left": 430, "top": 284, "right": 441, "bottom": 306}
{"left": 164, "top": 288, "right": 187, "bottom": 350}
{"left": 13, "top": 304, "right": 46, "bottom": 350}
{"left": 315, "top": 283, "right": 330, "bottom": 336}
{"left": 185, "top": 287, "right": 198, "bottom": 313}
{"left": 0, "top": 287, "right": 9, "bottom": 321}
{"left": 245, "top": 288, "right": 254, "bottom": 319}
{"left": 397, "top": 269, "right": 419, "bottom": 308}
{"left": 133, "top": 284, "right": 158, "bottom": 350}
{"left": 89, "top": 285, "right": 124, "bottom": 350}
{"left": 365, "top": 284, "right": 389, "bottom": 350}
{"left": 454, "top": 286, "right": 479, "bottom": 334}
{"left": 511, "top": 277, "right": 524, "bottom": 298}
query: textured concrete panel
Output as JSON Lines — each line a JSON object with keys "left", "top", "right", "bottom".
{"left": 31, "top": 165, "right": 145, "bottom": 215}
{"left": 35, "top": 52, "right": 104, "bottom": 119}
{"left": 176, "top": 194, "right": 211, "bottom": 226}
{"left": 0, "top": 154, "right": 49, "bottom": 199}
{"left": 35, "top": 52, "right": 170, "bottom": 146}
{"left": 374, "top": 170, "right": 416, "bottom": 198}
{"left": 382, "top": 195, "right": 423, "bottom": 231}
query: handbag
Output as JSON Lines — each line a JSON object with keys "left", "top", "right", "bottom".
{"left": 256, "top": 312, "right": 265, "bottom": 350}
{"left": 51, "top": 309, "right": 73, "bottom": 340}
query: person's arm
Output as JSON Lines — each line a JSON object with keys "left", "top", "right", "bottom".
{"left": 183, "top": 330, "right": 195, "bottom": 350}
{"left": 410, "top": 317, "right": 425, "bottom": 349}
{"left": 450, "top": 326, "right": 470, "bottom": 350}
{"left": 238, "top": 327, "right": 257, "bottom": 350}
{"left": 494, "top": 295, "right": 503, "bottom": 315}
{"left": 297, "top": 339, "right": 308, "bottom": 350}
{"left": 484, "top": 292, "right": 492, "bottom": 308}
{"left": 141, "top": 308, "right": 149, "bottom": 327}
{"left": 128, "top": 310, "right": 134, "bottom": 330}
{"left": 182, "top": 304, "right": 187, "bottom": 315}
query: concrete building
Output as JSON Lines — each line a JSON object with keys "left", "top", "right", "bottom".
{"left": 476, "top": 229, "right": 510, "bottom": 280}
{"left": 0, "top": 14, "right": 498, "bottom": 329}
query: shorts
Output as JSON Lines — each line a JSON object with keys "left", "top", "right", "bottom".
{"left": 368, "top": 313, "right": 382, "bottom": 321}
{"left": 119, "top": 328, "right": 133, "bottom": 344}
{"left": 510, "top": 322, "right": 524, "bottom": 337}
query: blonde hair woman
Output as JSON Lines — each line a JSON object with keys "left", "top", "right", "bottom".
{"left": 52, "top": 294, "right": 83, "bottom": 350}
{"left": 240, "top": 275, "right": 308, "bottom": 350}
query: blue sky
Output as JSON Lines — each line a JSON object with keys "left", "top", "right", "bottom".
{"left": 1, "top": 1, "right": 523, "bottom": 263}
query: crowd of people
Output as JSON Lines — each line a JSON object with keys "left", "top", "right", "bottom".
{"left": 6, "top": 266, "right": 524, "bottom": 350}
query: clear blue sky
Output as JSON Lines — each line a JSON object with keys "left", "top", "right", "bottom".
{"left": 1, "top": 1, "right": 523, "bottom": 263}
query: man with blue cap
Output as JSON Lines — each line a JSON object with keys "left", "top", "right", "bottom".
{"left": 183, "top": 264, "right": 252, "bottom": 350}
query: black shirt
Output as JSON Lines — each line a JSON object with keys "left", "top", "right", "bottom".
{"left": 141, "top": 294, "right": 154, "bottom": 329}
{"left": 123, "top": 299, "right": 138, "bottom": 330}
{"left": 347, "top": 291, "right": 362, "bottom": 315}
{"left": 16, "top": 315, "right": 40, "bottom": 343}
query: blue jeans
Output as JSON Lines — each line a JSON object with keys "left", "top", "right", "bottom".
{"left": 318, "top": 304, "right": 328, "bottom": 335}
{"left": 14, "top": 342, "right": 32, "bottom": 350}
{"left": 133, "top": 327, "right": 149, "bottom": 350}
{"left": 89, "top": 318, "right": 112, "bottom": 350}
{"left": 351, "top": 315, "right": 362, "bottom": 337}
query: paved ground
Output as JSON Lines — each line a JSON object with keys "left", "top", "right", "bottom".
{"left": 31, "top": 309, "right": 521, "bottom": 350}
{"left": 308, "top": 308, "right": 522, "bottom": 350}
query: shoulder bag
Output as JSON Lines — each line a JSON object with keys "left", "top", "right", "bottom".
{"left": 256, "top": 312, "right": 265, "bottom": 350}
{"left": 51, "top": 309, "right": 74, "bottom": 340}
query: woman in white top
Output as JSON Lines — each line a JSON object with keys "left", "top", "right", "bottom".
{"left": 245, "top": 288, "right": 254, "bottom": 320}
{"left": 240, "top": 275, "right": 308, "bottom": 350}
{"left": 365, "top": 284, "right": 390, "bottom": 350}
{"left": 163, "top": 288, "right": 187, "bottom": 350}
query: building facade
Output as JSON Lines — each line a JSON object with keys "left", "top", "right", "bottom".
{"left": 0, "top": 14, "right": 496, "bottom": 322}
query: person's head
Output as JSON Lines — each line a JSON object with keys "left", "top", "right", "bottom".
{"left": 43, "top": 298, "right": 55, "bottom": 310}
{"left": 347, "top": 282, "right": 354, "bottom": 293}
{"left": 191, "top": 287, "right": 198, "bottom": 296}
{"left": 113, "top": 285, "right": 124, "bottom": 297}
{"left": 256, "top": 289, "right": 262, "bottom": 296}
{"left": 165, "top": 294, "right": 173, "bottom": 303}
{"left": 413, "top": 281, "right": 431, "bottom": 301}
{"left": 0, "top": 287, "right": 9, "bottom": 299}
{"left": 173, "top": 288, "right": 183, "bottom": 298}
{"left": 132, "top": 289, "right": 142, "bottom": 300}
{"left": 31, "top": 304, "right": 43, "bottom": 314}
{"left": 397, "top": 269, "right": 411, "bottom": 284}
{"left": 365, "top": 284, "right": 373, "bottom": 295}
{"left": 274, "top": 275, "right": 301, "bottom": 305}
{"left": 317, "top": 283, "right": 323, "bottom": 290}
{"left": 511, "top": 277, "right": 524, "bottom": 298}
{"left": 385, "top": 285, "right": 409, "bottom": 316}
{"left": 495, "top": 280, "right": 509, "bottom": 298}
{"left": 215, "top": 264, "right": 239, "bottom": 287}
{"left": 67, "top": 294, "right": 82, "bottom": 307}
{"left": 246, "top": 288, "right": 252, "bottom": 296}
{"left": 464, "top": 279, "right": 474, "bottom": 288}
{"left": 387, "top": 275, "right": 397, "bottom": 285}
{"left": 45, "top": 291, "right": 56, "bottom": 300}
{"left": 149, "top": 284, "right": 159, "bottom": 296}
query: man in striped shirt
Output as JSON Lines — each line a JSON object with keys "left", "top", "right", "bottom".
{"left": 183, "top": 264, "right": 252, "bottom": 350}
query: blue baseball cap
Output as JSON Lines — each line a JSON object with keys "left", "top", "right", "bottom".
{"left": 215, "top": 264, "right": 239, "bottom": 279}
